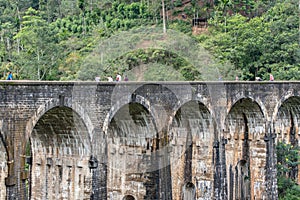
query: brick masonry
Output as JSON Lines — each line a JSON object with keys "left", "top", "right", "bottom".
{"left": 0, "top": 81, "right": 299, "bottom": 200}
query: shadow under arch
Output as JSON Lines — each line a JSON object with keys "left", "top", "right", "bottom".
{"left": 132, "top": 83, "right": 183, "bottom": 135}
{"left": 25, "top": 98, "right": 94, "bottom": 148}
{"left": 273, "top": 96, "right": 300, "bottom": 183}
{"left": 122, "top": 194, "right": 136, "bottom": 200}
{"left": 106, "top": 101, "right": 161, "bottom": 199}
{"left": 182, "top": 182, "right": 196, "bottom": 200}
{"left": 227, "top": 96, "right": 268, "bottom": 122}
{"left": 170, "top": 97, "right": 216, "bottom": 131}
{"left": 103, "top": 94, "right": 155, "bottom": 134}
{"left": 105, "top": 82, "right": 186, "bottom": 137}
{"left": 224, "top": 97, "right": 266, "bottom": 200}
{"left": 169, "top": 100, "right": 216, "bottom": 199}
{"left": 272, "top": 92, "right": 300, "bottom": 121}
{"left": 28, "top": 105, "right": 93, "bottom": 199}
{"left": 274, "top": 96, "right": 300, "bottom": 144}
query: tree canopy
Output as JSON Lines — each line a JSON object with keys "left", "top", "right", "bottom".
{"left": 0, "top": 0, "right": 298, "bottom": 81}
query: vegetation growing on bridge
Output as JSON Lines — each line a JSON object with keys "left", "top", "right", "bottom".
{"left": 276, "top": 142, "right": 300, "bottom": 200}
{"left": 0, "top": 0, "right": 298, "bottom": 81}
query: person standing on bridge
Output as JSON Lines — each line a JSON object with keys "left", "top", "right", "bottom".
{"left": 107, "top": 76, "right": 113, "bottom": 82}
{"left": 116, "top": 73, "right": 122, "bottom": 82}
{"left": 270, "top": 74, "right": 274, "bottom": 81}
{"left": 95, "top": 75, "right": 100, "bottom": 82}
{"left": 124, "top": 75, "right": 128, "bottom": 81}
{"left": 6, "top": 71, "right": 13, "bottom": 80}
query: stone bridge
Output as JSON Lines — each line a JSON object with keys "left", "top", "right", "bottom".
{"left": 0, "top": 81, "right": 299, "bottom": 200}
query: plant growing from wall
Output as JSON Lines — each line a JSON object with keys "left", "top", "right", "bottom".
{"left": 276, "top": 142, "right": 300, "bottom": 200}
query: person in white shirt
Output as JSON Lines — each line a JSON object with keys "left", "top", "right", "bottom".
{"left": 95, "top": 76, "right": 100, "bottom": 82}
{"left": 116, "top": 74, "right": 122, "bottom": 81}
{"left": 107, "top": 76, "right": 113, "bottom": 82}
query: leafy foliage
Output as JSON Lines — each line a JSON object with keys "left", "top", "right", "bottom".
{"left": 13, "top": 8, "right": 61, "bottom": 80}
{"left": 276, "top": 142, "right": 300, "bottom": 199}
{"left": 0, "top": 0, "right": 298, "bottom": 81}
{"left": 200, "top": 0, "right": 299, "bottom": 80}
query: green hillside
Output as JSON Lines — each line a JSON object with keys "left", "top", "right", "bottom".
{"left": 0, "top": 0, "right": 298, "bottom": 81}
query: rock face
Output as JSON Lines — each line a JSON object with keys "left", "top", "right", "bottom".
{"left": 0, "top": 81, "right": 299, "bottom": 200}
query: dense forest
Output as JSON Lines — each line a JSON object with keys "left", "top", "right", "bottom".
{"left": 0, "top": 0, "right": 298, "bottom": 82}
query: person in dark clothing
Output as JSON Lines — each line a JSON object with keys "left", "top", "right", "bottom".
{"left": 124, "top": 75, "right": 128, "bottom": 81}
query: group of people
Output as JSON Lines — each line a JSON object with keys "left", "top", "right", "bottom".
{"left": 254, "top": 74, "right": 274, "bottom": 81}
{"left": 235, "top": 73, "right": 274, "bottom": 81}
{"left": 5, "top": 71, "right": 275, "bottom": 82}
{"left": 95, "top": 73, "right": 129, "bottom": 82}
{"left": 106, "top": 74, "right": 128, "bottom": 82}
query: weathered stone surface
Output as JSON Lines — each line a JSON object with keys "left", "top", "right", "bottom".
{"left": 0, "top": 81, "right": 299, "bottom": 199}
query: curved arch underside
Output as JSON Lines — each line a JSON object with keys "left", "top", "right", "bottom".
{"left": 182, "top": 182, "right": 196, "bottom": 200}
{"left": 123, "top": 195, "right": 135, "bottom": 200}
{"left": 32, "top": 106, "right": 90, "bottom": 155}
{"left": 224, "top": 98, "right": 266, "bottom": 199}
{"left": 107, "top": 102, "right": 162, "bottom": 200}
{"left": 170, "top": 100, "right": 215, "bottom": 199}
{"left": 30, "top": 106, "right": 92, "bottom": 199}
{"left": 275, "top": 96, "right": 300, "bottom": 184}
{"left": 275, "top": 96, "right": 300, "bottom": 145}
{"left": 226, "top": 98, "right": 265, "bottom": 139}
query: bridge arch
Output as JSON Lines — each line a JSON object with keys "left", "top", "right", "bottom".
{"left": 171, "top": 92, "right": 213, "bottom": 121}
{"left": 274, "top": 96, "right": 300, "bottom": 143}
{"left": 273, "top": 96, "right": 300, "bottom": 184}
{"left": 169, "top": 100, "right": 215, "bottom": 199}
{"left": 224, "top": 97, "right": 267, "bottom": 199}
{"left": 106, "top": 100, "right": 165, "bottom": 199}
{"left": 104, "top": 83, "right": 187, "bottom": 137}
{"left": 26, "top": 100, "right": 94, "bottom": 199}
{"left": 272, "top": 90, "right": 298, "bottom": 121}
{"left": 182, "top": 182, "right": 196, "bottom": 200}
{"left": 26, "top": 98, "right": 94, "bottom": 143}
{"left": 103, "top": 94, "right": 155, "bottom": 133}
{"left": 123, "top": 194, "right": 136, "bottom": 200}
{"left": 227, "top": 96, "right": 268, "bottom": 122}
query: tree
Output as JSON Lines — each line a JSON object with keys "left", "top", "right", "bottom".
{"left": 162, "top": 0, "right": 166, "bottom": 33}
{"left": 201, "top": 0, "right": 299, "bottom": 80}
{"left": 14, "top": 8, "right": 60, "bottom": 80}
{"left": 276, "top": 142, "right": 300, "bottom": 200}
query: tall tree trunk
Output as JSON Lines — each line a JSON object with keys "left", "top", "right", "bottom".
{"left": 162, "top": 0, "right": 166, "bottom": 33}
{"left": 37, "top": 50, "right": 40, "bottom": 80}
